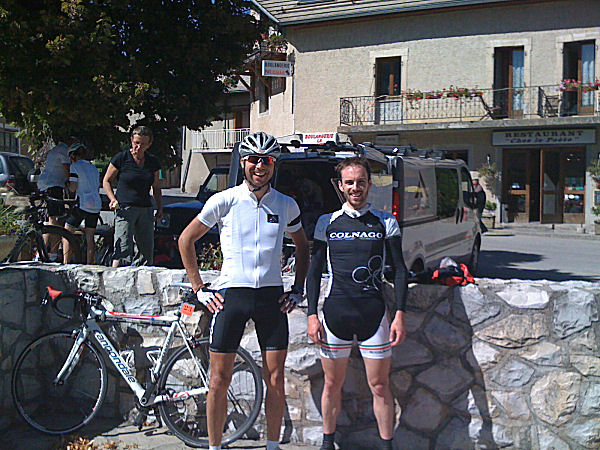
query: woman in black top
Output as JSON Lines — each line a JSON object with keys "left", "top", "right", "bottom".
{"left": 103, "top": 126, "right": 163, "bottom": 266}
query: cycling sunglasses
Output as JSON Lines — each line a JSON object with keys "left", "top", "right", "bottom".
{"left": 244, "top": 155, "right": 276, "bottom": 165}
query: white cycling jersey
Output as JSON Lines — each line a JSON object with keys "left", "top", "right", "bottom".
{"left": 197, "top": 183, "right": 302, "bottom": 289}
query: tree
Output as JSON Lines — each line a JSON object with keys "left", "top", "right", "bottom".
{"left": 0, "top": 0, "right": 261, "bottom": 164}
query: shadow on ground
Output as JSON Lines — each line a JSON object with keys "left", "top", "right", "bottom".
{"left": 478, "top": 249, "right": 599, "bottom": 281}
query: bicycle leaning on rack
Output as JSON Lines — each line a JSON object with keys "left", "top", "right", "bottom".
{"left": 3, "top": 191, "right": 83, "bottom": 264}
{"left": 11, "top": 283, "right": 264, "bottom": 447}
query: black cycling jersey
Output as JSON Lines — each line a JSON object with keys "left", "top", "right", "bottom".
{"left": 306, "top": 204, "right": 408, "bottom": 318}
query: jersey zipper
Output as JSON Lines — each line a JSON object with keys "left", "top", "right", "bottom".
{"left": 254, "top": 200, "right": 260, "bottom": 287}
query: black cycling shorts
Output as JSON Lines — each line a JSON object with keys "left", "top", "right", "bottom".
{"left": 66, "top": 207, "right": 99, "bottom": 229}
{"left": 322, "top": 295, "right": 385, "bottom": 342}
{"left": 45, "top": 186, "right": 65, "bottom": 217}
{"left": 209, "top": 286, "right": 287, "bottom": 353}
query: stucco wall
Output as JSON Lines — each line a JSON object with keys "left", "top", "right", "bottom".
{"left": 254, "top": 1, "right": 600, "bottom": 135}
{"left": 1, "top": 264, "right": 599, "bottom": 449}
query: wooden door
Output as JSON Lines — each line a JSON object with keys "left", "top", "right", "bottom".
{"left": 540, "top": 149, "right": 563, "bottom": 223}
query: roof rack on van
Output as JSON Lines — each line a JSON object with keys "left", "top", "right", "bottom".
{"left": 416, "top": 149, "right": 445, "bottom": 160}
{"left": 360, "top": 142, "right": 419, "bottom": 156}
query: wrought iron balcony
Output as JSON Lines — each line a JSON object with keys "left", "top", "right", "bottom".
{"left": 189, "top": 128, "right": 250, "bottom": 152}
{"left": 339, "top": 85, "right": 600, "bottom": 127}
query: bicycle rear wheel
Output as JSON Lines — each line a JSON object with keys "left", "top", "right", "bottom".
{"left": 158, "top": 337, "right": 263, "bottom": 447}
{"left": 7, "top": 225, "right": 82, "bottom": 263}
{"left": 11, "top": 332, "right": 107, "bottom": 434}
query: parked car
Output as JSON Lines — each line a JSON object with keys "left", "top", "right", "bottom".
{"left": 153, "top": 166, "right": 229, "bottom": 268}
{"left": 0, "top": 152, "right": 35, "bottom": 195}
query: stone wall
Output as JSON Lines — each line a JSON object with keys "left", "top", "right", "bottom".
{"left": 1, "top": 264, "right": 599, "bottom": 449}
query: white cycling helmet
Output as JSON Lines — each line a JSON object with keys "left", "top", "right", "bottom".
{"left": 239, "top": 132, "right": 280, "bottom": 159}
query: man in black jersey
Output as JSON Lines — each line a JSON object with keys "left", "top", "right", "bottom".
{"left": 306, "top": 157, "right": 408, "bottom": 450}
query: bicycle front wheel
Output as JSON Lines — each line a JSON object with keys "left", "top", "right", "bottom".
{"left": 158, "top": 337, "right": 263, "bottom": 447}
{"left": 11, "top": 332, "right": 107, "bottom": 434}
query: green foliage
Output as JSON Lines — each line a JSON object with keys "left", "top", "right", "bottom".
{"left": 588, "top": 159, "right": 600, "bottom": 181}
{"left": 197, "top": 242, "right": 223, "bottom": 271}
{"left": 485, "top": 201, "right": 497, "bottom": 211}
{"left": 477, "top": 162, "right": 500, "bottom": 195}
{"left": 0, "top": 0, "right": 261, "bottom": 166}
{"left": 592, "top": 205, "right": 600, "bottom": 217}
{"left": 0, "top": 196, "right": 23, "bottom": 236}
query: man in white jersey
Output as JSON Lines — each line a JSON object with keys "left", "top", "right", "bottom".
{"left": 179, "top": 132, "right": 309, "bottom": 450}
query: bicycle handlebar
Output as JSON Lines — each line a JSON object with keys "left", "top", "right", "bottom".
{"left": 42, "top": 286, "right": 104, "bottom": 320}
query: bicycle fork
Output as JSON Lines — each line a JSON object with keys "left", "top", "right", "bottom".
{"left": 53, "top": 327, "right": 89, "bottom": 385}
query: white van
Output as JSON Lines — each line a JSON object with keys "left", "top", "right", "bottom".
{"left": 228, "top": 140, "right": 482, "bottom": 274}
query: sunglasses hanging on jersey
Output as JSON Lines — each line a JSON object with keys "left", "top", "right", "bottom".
{"left": 244, "top": 155, "right": 276, "bottom": 166}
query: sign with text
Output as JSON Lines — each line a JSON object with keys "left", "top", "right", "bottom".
{"left": 302, "top": 133, "right": 337, "bottom": 144}
{"left": 262, "top": 60, "right": 293, "bottom": 77}
{"left": 492, "top": 129, "right": 595, "bottom": 146}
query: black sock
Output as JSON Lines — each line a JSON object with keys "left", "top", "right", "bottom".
{"left": 380, "top": 437, "right": 393, "bottom": 450}
{"left": 320, "top": 432, "right": 335, "bottom": 450}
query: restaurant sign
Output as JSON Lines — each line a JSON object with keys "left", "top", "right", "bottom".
{"left": 262, "top": 60, "right": 293, "bottom": 77}
{"left": 492, "top": 129, "right": 595, "bottom": 146}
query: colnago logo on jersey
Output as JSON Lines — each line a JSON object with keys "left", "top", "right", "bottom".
{"left": 328, "top": 230, "right": 384, "bottom": 240}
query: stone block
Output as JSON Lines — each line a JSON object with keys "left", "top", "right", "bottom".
{"left": 469, "top": 340, "right": 500, "bottom": 370}
{"left": 581, "top": 383, "right": 600, "bottom": 416}
{"left": 488, "top": 360, "right": 534, "bottom": 388}
{"left": 491, "top": 391, "right": 531, "bottom": 420}
{"left": 401, "top": 388, "right": 445, "bottom": 432}
{"left": 390, "top": 370, "right": 412, "bottom": 397}
{"left": 392, "top": 337, "right": 433, "bottom": 367}
{"left": 0, "top": 288, "right": 25, "bottom": 327}
{"left": 519, "top": 341, "right": 562, "bottom": 366}
{"left": 530, "top": 371, "right": 581, "bottom": 426}
{"left": 424, "top": 316, "right": 470, "bottom": 352}
{"left": 408, "top": 284, "right": 452, "bottom": 311}
{"left": 404, "top": 311, "right": 426, "bottom": 333}
{"left": 436, "top": 416, "right": 473, "bottom": 449}
{"left": 566, "top": 418, "right": 600, "bottom": 449}
{"left": 416, "top": 359, "right": 473, "bottom": 402}
{"left": 553, "top": 289, "right": 598, "bottom": 339}
{"left": 301, "top": 426, "right": 323, "bottom": 446}
{"left": 497, "top": 284, "right": 550, "bottom": 309}
{"left": 537, "top": 427, "right": 570, "bottom": 450}
{"left": 475, "top": 313, "right": 547, "bottom": 348}
{"left": 454, "top": 283, "right": 501, "bottom": 325}
{"left": 570, "top": 354, "right": 600, "bottom": 376}
{"left": 394, "top": 426, "right": 429, "bottom": 449}
{"left": 286, "top": 346, "right": 321, "bottom": 377}
{"left": 569, "top": 328, "right": 597, "bottom": 354}
{"left": 136, "top": 269, "right": 155, "bottom": 295}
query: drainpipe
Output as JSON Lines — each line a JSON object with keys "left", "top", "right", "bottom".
{"left": 250, "top": 0, "right": 279, "bottom": 24}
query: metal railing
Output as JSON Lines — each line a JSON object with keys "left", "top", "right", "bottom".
{"left": 340, "top": 85, "right": 600, "bottom": 126}
{"left": 189, "top": 128, "right": 250, "bottom": 152}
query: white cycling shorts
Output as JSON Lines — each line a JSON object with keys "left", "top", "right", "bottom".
{"left": 319, "top": 313, "right": 392, "bottom": 360}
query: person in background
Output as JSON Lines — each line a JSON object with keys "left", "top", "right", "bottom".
{"left": 63, "top": 143, "right": 101, "bottom": 264}
{"left": 37, "top": 136, "right": 78, "bottom": 261}
{"left": 473, "top": 178, "right": 488, "bottom": 233}
{"left": 103, "top": 126, "right": 162, "bottom": 266}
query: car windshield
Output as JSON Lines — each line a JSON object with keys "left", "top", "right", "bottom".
{"left": 197, "top": 169, "right": 228, "bottom": 199}
{"left": 8, "top": 156, "right": 33, "bottom": 177}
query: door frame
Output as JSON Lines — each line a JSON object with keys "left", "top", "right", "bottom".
{"left": 540, "top": 149, "right": 564, "bottom": 223}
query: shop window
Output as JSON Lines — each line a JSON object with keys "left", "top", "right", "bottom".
{"left": 435, "top": 168, "right": 459, "bottom": 219}
{"left": 494, "top": 46, "right": 524, "bottom": 118}
{"left": 563, "top": 150, "right": 585, "bottom": 214}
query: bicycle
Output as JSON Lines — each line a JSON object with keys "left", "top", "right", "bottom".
{"left": 68, "top": 217, "right": 115, "bottom": 266}
{"left": 3, "top": 190, "right": 83, "bottom": 264}
{"left": 11, "top": 283, "right": 263, "bottom": 447}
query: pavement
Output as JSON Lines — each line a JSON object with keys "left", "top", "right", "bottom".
{"left": 4, "top": 421, "right": 319, "bottom": 450}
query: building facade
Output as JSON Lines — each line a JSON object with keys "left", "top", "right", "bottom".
{"left": 251, "top": 0, "right": 600, "bottom": 227}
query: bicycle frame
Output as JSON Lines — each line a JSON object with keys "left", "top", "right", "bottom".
{"left": 55, "top": 306, "right": 210, "bottom": 407}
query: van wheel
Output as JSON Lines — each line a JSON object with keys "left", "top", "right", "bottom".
{"left": 468, "top": 240, "right": 480, "bottom": 275}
